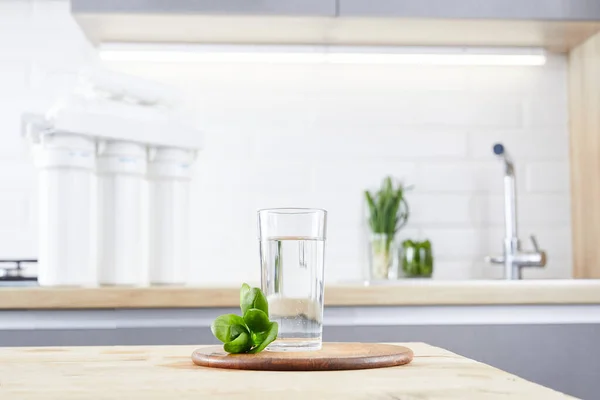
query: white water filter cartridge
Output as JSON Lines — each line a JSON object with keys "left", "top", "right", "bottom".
{"left": 35, "top": 133, "right": 96, "bottom": 286}
{"left": 97, "top": 141, "right": 147, "bottom": 285}
{"left": 147, "top": 147, "right": 194, "bottom": 285}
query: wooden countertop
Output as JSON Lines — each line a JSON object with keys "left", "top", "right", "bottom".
{"left": 1, "top": 280, "right": 600, "bottom": 309}
{"left": 0, "top": 343, "right": 572, "bottom": 399}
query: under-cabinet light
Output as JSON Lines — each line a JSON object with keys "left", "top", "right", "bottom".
{"left": 99, "top": 44, "right": 546, "bottom": 66}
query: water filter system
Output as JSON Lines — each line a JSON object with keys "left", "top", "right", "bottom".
{"left": 97, "top": 140, "right": 147, "bottom": 286}
{"left": 148, "top": 147, "right": 195, "bottom": 285}
{"left": 34, "top": 133, "right": 96, "bottom": 286}
{"left": 22, "top": 68, "right": 203, "bottom": 286}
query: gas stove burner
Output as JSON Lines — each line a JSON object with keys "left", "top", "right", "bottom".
{"left": 0, "top": 259, "right": 38, "bottom": 281}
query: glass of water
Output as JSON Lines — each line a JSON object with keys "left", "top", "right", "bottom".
{"left": 258, "top": 208, "right": 327, "bottom": 351}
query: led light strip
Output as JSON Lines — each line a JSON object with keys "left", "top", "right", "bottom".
{"left": 99, "top": 44, "right": 547, "bottom": 66}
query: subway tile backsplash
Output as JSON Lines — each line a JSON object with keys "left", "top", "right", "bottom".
{"left": 0, "top": 0, "right": 571, "bottom": 283}
{"left": 525, "top": 162, "right": 570, "bottom": 193}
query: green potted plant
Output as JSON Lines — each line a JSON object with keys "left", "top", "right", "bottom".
{"left": 365, "top": 176, "right": 410, "bottom": 280}
{"left": 401, "top": 239, "right": 434, "bottom": 278}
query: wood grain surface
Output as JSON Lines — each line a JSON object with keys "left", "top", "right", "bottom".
{"left": 77, "top": 14, "right": 600, "bottom": 52}
{"left": 569, "top": 32, "right": 600, "bottom": 278}
{"left": 191, "top": 343, "right": 413, "bottom": 371}
{"left": 1, "top": 280, "right": 600, "bottom": 309}
{"left": 0, "top": 343, "right": 574, "bottom": 399}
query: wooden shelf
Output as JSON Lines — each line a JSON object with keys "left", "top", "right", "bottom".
{"left": 569, "top": 32, "right": 600, "bottom": 278}
{"left": 74, "top": 13, "right": 600, "bottom": 52}
{"left": 2, "top": 280, "right": 600, "bottom": 309}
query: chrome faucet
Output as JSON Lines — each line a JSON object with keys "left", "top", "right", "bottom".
{"left": 485, "top": 143, "right": 547, "bottom": 279}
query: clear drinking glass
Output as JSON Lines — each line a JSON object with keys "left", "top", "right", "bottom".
{"left": 258, "top": 208, "right": 327, "bottom": 351}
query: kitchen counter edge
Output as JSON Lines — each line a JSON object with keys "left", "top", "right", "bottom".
{"left": 1, "top": 280, "right": 599, "bottom": 309}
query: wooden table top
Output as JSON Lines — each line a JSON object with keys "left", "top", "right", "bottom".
{"left": 1, "top": 280, "right": 600, "bottom": 309}
{"left": 0, "top": 343, "right": 573, "bottom": 399}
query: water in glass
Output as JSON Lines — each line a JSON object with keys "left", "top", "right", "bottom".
{"left": 260, "top": 236, "right": 325, "bottom": 351}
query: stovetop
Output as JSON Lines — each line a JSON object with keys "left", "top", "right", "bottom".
{"left": 0, "top": 259, "right": 38, "bottom": 286}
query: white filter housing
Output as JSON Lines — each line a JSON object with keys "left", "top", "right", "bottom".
{"left": 97, "top": 141, "right": 147, "bottom": 285}
{"left": 35, "top": 133, "right": 96, "bottom": 286}
{"left": 23, "top": 67, "right": 203, "bottom": 287}
{"left": 148, "top": 147, "right": 194, "bottom": 285}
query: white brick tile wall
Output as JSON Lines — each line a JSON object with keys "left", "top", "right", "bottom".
{"left": 256, "top": 129, "right": 468, "bottom": 160}
{"left": 252, "top": 161, "right": 315, "bottom": 192}
{"left": 316, "top": 94, "right": 523, "bottom": 128}
{"left": 465, "top": 58, "right": 567, "bottom": 96}
{"left": 200, "top": 128, "right": 255, "bottom": 160}
{"left": 471, "top": 195, "right": 506, "bottom": 226}
{"left": 522, "top": 258, "right": 572, "bottom": 279}
{"left": 0, "top": 0, "right": 572, "bottom": 282}
{"left": 433, "top": 261, "right": 474, "bottom": 280}
{"left": 525, "top": 161, "right": 570, "bottom": 193}
{"left": 526, "top": 227, "right": 572, "bottom": 259}
{"left": 0, "top": 61, "right": 31, "bottom": 160}
{"left": 482, "top": 226, "right": 571, "bottom": 257}
{"left": 468, "top": 130, "right": 569, "bottom": 160}
{"left": 420, "top": 228, "right": 489, "bottom": 259}
{"left": 0, "top": 190, "right": 30, "bottom": 226}
{"left": 518, "top": 194, "right": 571, "bottom": 225}
{"left": 524, "top": 98, "right": 569, "bottom": 128}
{"left": 324, "top": 227, "right": 364, "bottom": 282}
{"left": 252, "top": 191, "right": 323, "bottom": 212}
{"left": 416, "top": 162, "right": 503, "bottom": 193}
{"left": 408, "top": 194, "right": 472, "bottom": 225}
{"left": 0, "top": 229, "right": 38, "bottom": 259}
{"left": 0, "top": 2, "right": 32, "bottom": 56}
{"left": 316, "top": 65, "right": 469, "bottom": 92}
{"left": 0, "top": 162, "right": 36, "bottom": 190}
{"left": 471, "top": 194, "right": 571, "bottom": 227}
{"left": 474, "top": 261, "right": 507, "bottom": 280}
{"left": 313, "top": 161, "right": 416, "bottom": 194}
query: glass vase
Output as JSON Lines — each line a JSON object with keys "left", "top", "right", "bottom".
{"left": 401, "top": 240, "right": 434, "bottom": 278}
{"left": 368, "top": 233, "right": 396, "bottom": 280}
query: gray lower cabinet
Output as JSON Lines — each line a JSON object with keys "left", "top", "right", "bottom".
{"left": 71, "top": 0, "right": 337, "bottom": 17}
{"left": 1, "top": 310, "right": 598, "bottom": 399}
{"left": 337, "top": 0, "right": 600, "bottom": 21}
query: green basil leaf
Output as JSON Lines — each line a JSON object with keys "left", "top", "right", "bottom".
{"left": 241, "top": 287, "right": 269, "bottom": 316}
{"left": 223, "top": 331, "right": 252, "bottom": 354}
{"left": 210, "top": 314, "right": 247, "bottom": 343}
{"left": 252, "top": 289, "right": 269, "bottom": 316}
{"left": 251, "top": 331, "right": 269, "bottom": 346}
{"left": 240, "top": 287, "right": 255, "bottom": 315}
{"left": 230, "top": 324, "right": 249, "bottom": 339}
{"left": 243, "top": 308, "right": 271, "bottom": 333}
{"left": 240, "top": 283, "right": 251, "bottom": 310}
{"left": 249, "top": 321, "right": 278, "bottom": 354}
{"left": 212, "top": 283, "right": 275, "bottom": 354}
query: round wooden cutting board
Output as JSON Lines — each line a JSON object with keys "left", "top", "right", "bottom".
{"left": 191, "top": 342, "right": 413, "bottom": 371}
